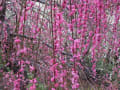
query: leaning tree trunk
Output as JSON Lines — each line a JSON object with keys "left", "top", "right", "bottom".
{"left": 0, "top": 0, "right": 14, "bottom": 67}
{"left": 0, "top": 0, "right": 6, "bottom": 22}
{"left": 0, "top": 0, "right": 6, "bottom": 46}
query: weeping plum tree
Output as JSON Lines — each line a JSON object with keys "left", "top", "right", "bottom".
{"left": 0, "top": 0, "right": 120, "bottom": 89}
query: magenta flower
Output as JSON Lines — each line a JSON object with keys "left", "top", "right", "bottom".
{"left": 30, "top": 65, "right": 35, "bottom": 72}
{"left": 14, "top": 38, "right": 21, "bottom": 43}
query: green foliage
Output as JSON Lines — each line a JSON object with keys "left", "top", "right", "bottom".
{"left": 96, "top": 60, "right": 104, "bottom": 69}
{"left": 36, "top": 77, "right": 47, "bottom": 90}
{"left": 27, "top": 82, "right": 47, "bottom": 90}
{"left": 26, "top": 83, "right": 32, "bottom": 89}
{"left": 27, "top": 73, "right": 34, "bottom": 79}
{"left": 36, "top": 83, "right": 47, "bottom": 90}
{"left": 26, "top": 77, "right": 47, "bottom": 90}
{"left": 84, "top": 56, "right": 92, "bottom": 67}
{"left": 84, "top": 55, "right": 119, "bottom": 86}
{"left": 112, "top": 72, "right": 118, "bottom": 81}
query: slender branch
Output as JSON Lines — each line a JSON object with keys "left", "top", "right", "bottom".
{"left": 10, "top": 33, "right": 34, "bottom": 40}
